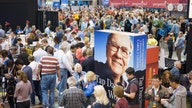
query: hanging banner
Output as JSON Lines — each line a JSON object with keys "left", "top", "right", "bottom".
{"left": 189, "top": 0, "right": 192, "bottom": 18}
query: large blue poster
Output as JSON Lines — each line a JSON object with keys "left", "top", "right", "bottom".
{"left": 94, "top": 30, "right": 147, "bottom": 107}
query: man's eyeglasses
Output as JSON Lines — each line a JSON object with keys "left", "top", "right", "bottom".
{"left": 108, "top": 41, "right": 131, "bottom": 58}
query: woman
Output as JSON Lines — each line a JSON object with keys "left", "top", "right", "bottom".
{"left": 72, "top": 63, "right": 86, "bottom": 89}
{"left": 87, "top": 85, "right": 110, "bottom": 108}
{"left": 161, "top": 70, "right": 171, "bottom": 88}
{"left": 83, "top": 71, "right": 97, "bottom": 107}
{"left": 14, "top": 71, "right": 32, "bottom": 108}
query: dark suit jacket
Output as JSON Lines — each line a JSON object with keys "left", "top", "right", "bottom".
{"left": 81, "top": 56, "right": 94, "bottom": 72}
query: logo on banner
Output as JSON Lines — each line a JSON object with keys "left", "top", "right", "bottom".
{"left": 177, "top": 4, "right": 183, "bottom": 11}
{"left": 167, "top": 4, "right": 173, "bottom": 11}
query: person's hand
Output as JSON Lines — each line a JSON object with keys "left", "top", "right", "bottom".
{"left": 58, "top": 77, "right": 61, "bottom": 81}
{"left": 148, "top": 89, "right": 153, "bottom": 95}
{"left": 5, "top": 73, "right": 11, "bottom": 78}
{"left": 154, "top": 95, "right": 160, "bottom": 102}
{"left": 168, "top": 87, "right": 173, "bottom": 94}
{"left": 189, "top": 80, "right": 192, "bottom": 84}
{"left": 78, "top": 76, "right": 84, "bottom": 82}
{"left": 161, "top": 99, "right": 169, "bottom": 104}
{"left": 87, "top": 105, "right": 91, "bottom": 108}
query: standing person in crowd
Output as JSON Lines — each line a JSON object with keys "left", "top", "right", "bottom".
{"left": 28, "top": 56, "right": 42, "bottom": 105}
{"left": 38, "top": 46, "right": 61, "bottom": 108}
{"left": 171, "top": 20, "right": 179, "bottom": 41}
{"left": 144, "top": 74, "right": 170, "bottom": 108}
{"left": 167, "top": 33, "right": 174, "bottom": 58}
{"left": 7, "top": 46, "right": 17, "bottom": 62}
{"left": 1, "top": 36, "right": 9, "bottom": 50}
{"left": 113, "top": 85, "right": 128, "bottom": 108}
{"left": 33, "top": 44, "right": 47, "bottom": 63}
{"left": 10, "top": 31, "right": 17, "bottom": 46}
{"left": 41, "top": 39, "right": 50, "bottom": 52}
{"left": 81, "top": 49, "right": 94, "bottom": 72}
{"left": 54, "top": 41, "right": 74, "bottom": 101}
{"left": 175, "top": 31, "right": 185, "bottom": 61}
{"left": 161, "top": 75, "right": 187, "bottom": 108}
{"left": 186, "top": 71, "right": 192, "bottom": 108}
{"left": 58, "top": 76, "right": 87, "bottom": 108}
{"left": 161, "top": 70, "right": 171, "bottom": 88}
{"left": 124, "top": 67, "right": 139, "bottom": 108}
{"left": 73, "top": 63, "right": 86, "bottom": 89}
{"left": 17, "top": 49, "right": 29, "bottom": 65}
{"left": 3, "top": 59, "right": 16, "bottom": 108}
{"left": 66, "top": 44, "right": 76, "bottom": 68}
{"left": 147, "top": 34, "right": 158, "bottom": 46}
{"left": 14, "top": 71, "right": 32, "bottom": 108}
{"left": 83, "top": 71, "right": 97, "bottom": 107}
{"left": 15, "top": 59, "right": 34, "bottom": 96}
{"left": 124, "top": 18, "right": 132, "bottom": 32}
{"left": 87, "top": 85, "right": 110, "bottom": 108}
{"left": 0, "top": 25, "right": 5, "bottom": 37}
{"left": 170, "top": 61, "right": 181, "bottom": 78}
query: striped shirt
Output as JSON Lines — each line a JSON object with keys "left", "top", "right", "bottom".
{"left": 39, "top": 55, "right": 59, "bottom": 74}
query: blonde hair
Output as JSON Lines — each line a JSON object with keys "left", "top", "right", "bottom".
{"left": 74, "top": 63, "right": 82, "bottom": 72}
{"left": 86, "top": 71, "right": 96, "bottom": 82}
{"left": 94, "top": 85, "right": 109, "bottom": 105}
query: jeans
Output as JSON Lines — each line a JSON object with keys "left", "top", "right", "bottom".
{"left": 58, "top": 68, "right": 68, "bottom": 101}
{"left": 31, "top": 80, "right": 42, "bottom": 104}
{"left": 41, "top": 74, "right": 56, "bottom": 108}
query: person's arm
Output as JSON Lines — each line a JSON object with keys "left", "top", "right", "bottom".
{"left": 62, "top": 55, "right": 74, "bottom": 75}
{"left": 144, "top": 86, "right": 153, "bottom": 100}
{"left": 124, "top": 83, "right": 138, "bottom": 99}
{"left": 83, "top": 82, "right": 95, "bottom": 97}
{"left": 124, "top": 92, "right": 136, "bottom": 99}
{"left": 57, "top": 68, "right": 61, "bottom": 81}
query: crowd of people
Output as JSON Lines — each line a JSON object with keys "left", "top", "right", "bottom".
{"left": 0, "top": 5, "right": 192, "bottom": 108}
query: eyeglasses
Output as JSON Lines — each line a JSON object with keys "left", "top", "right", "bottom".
{"left": 107, "top": 41, "right": 131, "bottom": 58}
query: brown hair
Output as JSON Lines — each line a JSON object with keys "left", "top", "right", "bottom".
{"left": 17, "top": 70, "right": 28, "bottom": 83}
{"left": 113, "top": 85, "right": 124, "bottom": 98}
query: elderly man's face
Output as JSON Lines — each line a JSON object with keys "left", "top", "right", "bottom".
{"left": 106, "top": 34, "right": 131, "bottom": 76}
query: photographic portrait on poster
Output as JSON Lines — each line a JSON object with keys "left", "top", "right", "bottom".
{"left": 94, "top": 30, "right": 147, "bottom": 106}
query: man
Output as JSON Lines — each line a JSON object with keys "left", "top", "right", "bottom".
{"left": 33, "top": 44, "right": 47, "bottom": 63}
{"left": 175, "top": 31, "right": 185, "bottom": 61}
{"left": 82, "top": 49, "right": 94, "bottom": 72}
{"left": 0, "top": 25, "right": 5, "bottom": 37}
{"left": 144, "top": 74, "right": 169, "bottom": 108}
{"left": 58, "top": 76, "right": 87, "bottom": 108}
{"left": 95, "top": 33, "right": 133, "bottom": 84}
{"left": 15, "top": 59, "right": 33, "bottom": 87}
{"left": 161, "top": 75, "right": 187, "bottom": 108}
{"left": 124, "top": 67, "right": 139, "bottom": 108}
{"left": 41, "top": 38, "right": 50, "bottom": 52}
{"left": 170, "top": 61, "right": 181, "bottom": 78}
{"left": 54, "top": 41, "right": 74, "bottom": 101}
{"left": 39, "top": 46, "right": 61, "bottom": 108}
{"left": 7, "top": 46, "right": 17, "bottom": 62}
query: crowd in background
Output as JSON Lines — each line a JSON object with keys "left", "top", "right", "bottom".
{"left": 0, "top": 6, "right": 192, "bottom": 108}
